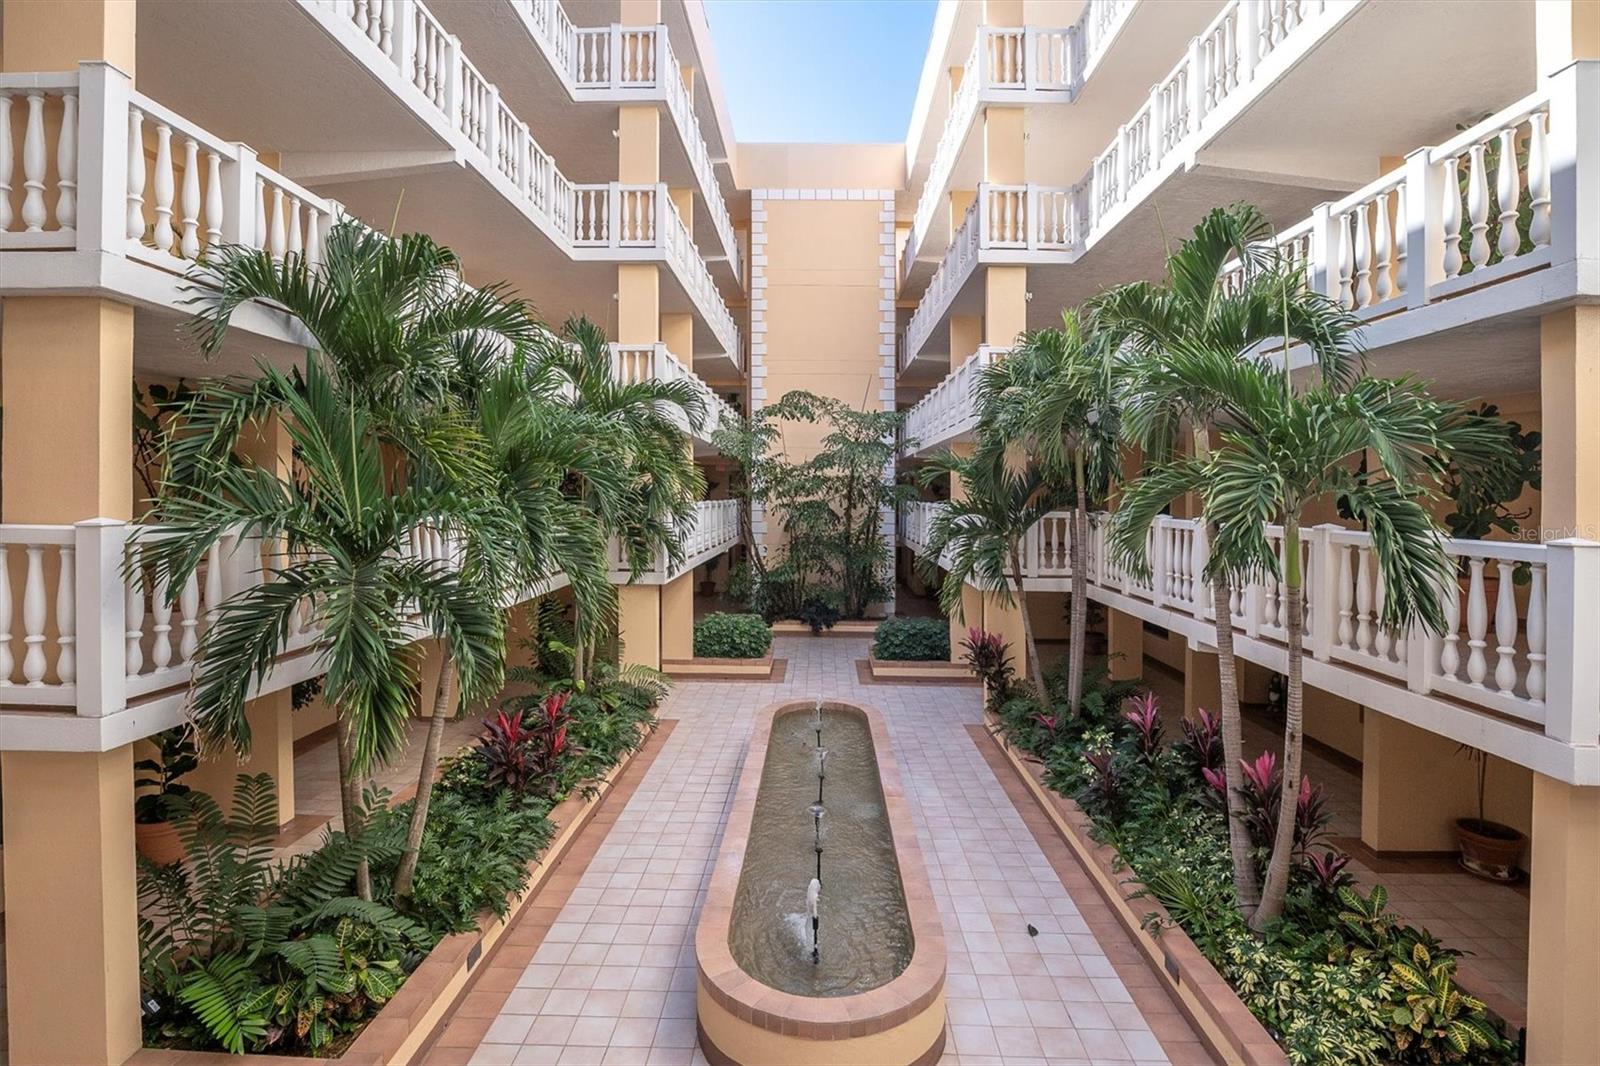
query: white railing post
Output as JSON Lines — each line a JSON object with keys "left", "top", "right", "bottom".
{"left": 485, "top": 84, "right": 501, "bottom": 165}
{"left": 1022, "top": 26, "right": 1039, "bottom": 91}
{"left": 74, "top": 519, "right": 127, "bottom": 718}
{"left": 1187, "top": 37, "right": 1207, "bottom": 137}
{"left": 655, "top": 26, "right": 670, "bottom": 90}
{"left": 392, "top": 0, "right": 417, "bottom": 84}
{"left": 1151, "top": 518, "right": 1169, "bottom": 609}
{"left": 1238, "top": 0, "right": 1260, "bottom": 84}
{"left": 1402, "top": 146, "right": 1442, "bottom": 308}
{"left": 1147, "top": 85, "right": 1164, "bottom": 170}
{"left": 976, "top": 183, "right": 991, "bottom": 247}
{"left": 1190, "top": 522, "right": 1209, "bottom": 619}
{"left": 1307, "top": 202, "right": 1338, "bottom": 300}
{"left": 1308, "top": 525, "right": 1337, "bottom": 660}
{"left": 1547, "top": 60, "right": 1600, "bottom": 270}
{"left": 1545, "top": 538, "right": 1600, "bottom": 744}
{"left": 608, "top": 25, "right": 625, "bottom": 89}
{"left": 74, "top": 60, "right": 131, "bottom": 257}
{"left": 222, "top": 142, "right": 259, "bottom": 248}
{"left": 444, "top": 34, "right": 464, "bottom": 136}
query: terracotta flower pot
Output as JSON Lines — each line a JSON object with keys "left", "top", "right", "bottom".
{"left": 136, "top": 820, "right": 186, "bottom": 866}
{"left": 1456, "top": 817, "right": 1525, "bottom": 882}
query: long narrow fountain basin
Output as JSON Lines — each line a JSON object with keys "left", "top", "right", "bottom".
{"left": 695, "top": 699, "right": 946, "bottom": 1066}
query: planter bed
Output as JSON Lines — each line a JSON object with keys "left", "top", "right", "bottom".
{"left": 131, "top": 726, "right": 658, "bottom": 1066}
{"left": 860, "top": 654, "right": 979, "bottom": 684}
{"left": 980, "top": 711, "right": 1285, "bottom": 1066}
{"left": 663, "top": 654, "right": 785, "bottom": 680}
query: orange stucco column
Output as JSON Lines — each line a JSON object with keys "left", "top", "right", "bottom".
{"left": 1540, "top": 307, "right": 1600, "bottom": 538}
{"left": 1, "top": 0, "right": 135, "bottom": 75}
{"left": 182, "top": 688, "right": 297, "bottom": 826}
{"left": 950, "top": 314, "right": 982, "bottom": 368}
{"left": 1106, "top": 607, "right": 1144, "bottom": 681}
{"left": 618, "top": 584, "right": 663, "bottom": 669}
{"left": 983, "top": 591, "right": 1029, "bottom": 685}
{"left": 1526, "top": 772, "right": 1600, "bottom": 1062}
{"left": 948, "top": 580, "right": 985, "bottom": 664}
{"left": 660, "top": 569, "right": 695, "bottom": 661}
{"left": 1, "top": 294, "right": 141, "bottom": 1064}
{"left": 662, "top": 313, "right": 693, "bottom": 367}
{"left": 2, "top": 748, "right": 142, "bottom": 1065}
{"left": 1182, "top": 641, "right": 1221, "bottom": 721}
{"left": 985, "top": 265, "right": 1027, "bottom": 351}
{"left": 1360, "top": 712, "right": 1485, "bottom": 854}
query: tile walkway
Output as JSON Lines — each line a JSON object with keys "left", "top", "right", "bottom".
{"left": 449, "top": 635, "right": 1212, "bottom": 1066}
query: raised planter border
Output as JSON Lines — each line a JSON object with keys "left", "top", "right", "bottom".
{"left": 130, "top": 724, "right": 660, "bottom": 1066}
{"left": 979, "top": 712, "right": 1288, "bottom": 1066}
{"left": 663, "top": 654, "right": 785, "bottom": 680}
{"left": 695, "top": 698, "right": 946, "bottom": 1065}
{"left": 859, "top": 654, "right": 978, "bottom": 685}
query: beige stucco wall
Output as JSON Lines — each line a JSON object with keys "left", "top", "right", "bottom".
{"left": 737, "top": 143, "right": 905, "bottom": 191}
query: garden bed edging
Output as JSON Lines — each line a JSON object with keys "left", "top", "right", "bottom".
{"left": 980, "top": 712, "right": 1288, "bottom": 1066}
{"left": 130, "top": 726, "right": 655, "bottom": 1066}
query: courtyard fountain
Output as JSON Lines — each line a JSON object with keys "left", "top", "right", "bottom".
{"left": 695, "top": 698, "right": 947, "bottom": 1065}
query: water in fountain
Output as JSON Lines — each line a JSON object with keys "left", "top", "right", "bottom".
{"left": 729, "top": 705, "right": 912, "bottom": 996}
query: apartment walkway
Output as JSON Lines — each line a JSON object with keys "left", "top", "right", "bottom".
{"left": 444, "top": 635, "right": 1212, "bottom": 1066}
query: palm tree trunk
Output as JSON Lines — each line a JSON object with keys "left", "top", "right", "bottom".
{"left": 1009, "top": 546, "right": 1047, "bottom": 697}
{"left": 1066, "top": 450, "right": 1089, "bottom": 715}
{"left": 394, "top": 654, "right": 456, "bottom": 898}
{"left": 334, "top": 713, "right": 373, "bottom": 901}
{"left": 1253, "top": 525, "right": 1305, "bottom": 931}
{"left": 1211, "top": 570, "right": 1260, "bottom": 918}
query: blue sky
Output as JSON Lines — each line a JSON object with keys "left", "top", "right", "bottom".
{"left": 702, "top": 0, "right": 938, "bottom": 143}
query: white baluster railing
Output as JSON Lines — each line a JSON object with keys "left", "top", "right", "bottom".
{"left": 901, "top": 345, "right": 1005, "bottom": 454}
{"left": 607, "top": 342, "right": 738, "bottom": 440}
{"left": 903, "top": 198, "right": 983, "bottom": 366}
{"left": 0, "top": 77, "right": 79, "bottom": 247}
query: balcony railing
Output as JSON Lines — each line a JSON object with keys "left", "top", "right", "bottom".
{"left": 903, "top": 1, "right": 1138, "bottom": 282}
{"left": 901, "top": 500, "right": 1600, "bottom": 754}
{"left": 506, "top": 2, "right": 743, "bottom": 283}
{"left": 900, "top": 16, "right": 1592, "bottom": 367}
{"left": 573, "top": 184, "right": 743, "bottom": 364}
{"left": 0, "top": 65, "right": 742, "bottom": 366}
{"left": 900, "top": 345, "right": 1003, "bottom": 454}
{"left": 609, "top": 342, "right": 740, "bottom": 441}
{"left": 607, "top": 498, "right": 741, "bottom": 583}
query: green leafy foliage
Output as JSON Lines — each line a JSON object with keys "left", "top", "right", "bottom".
{"left": 991, "top": 683, "right": 1516, "bottom": 1065}
{"left": 693, "top": 612, "right": 773, "bottom": 659}
{"left": 134, "top": 726, "right": 200, "bottom": 825}
{"left": 871, "top": 617, "right": 950, "bottom": 661}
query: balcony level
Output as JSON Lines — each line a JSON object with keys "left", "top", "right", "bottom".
{"left": 124, "top": 0, "right": 744, "bottom": 376}
{"left": 901, "top": 0, "right": 1220, "bottom": 294}
{"left": 0, "top": 497, "right": 738, "bottom": 753}
{"left": 902, "top": 501, "right": 1600, "bottom": 787}
{"left": 898, "top": 0, "right": 1534, "bottom": 373}
{"left": 428, "top": 0, "right": 744, "bottom": 293}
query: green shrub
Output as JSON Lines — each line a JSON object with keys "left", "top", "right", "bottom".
{"left": 872, "top": 617, "right": 950, "bottom": 661}
{"left": 694, "top": 612, "right": 772, "bottom": 658}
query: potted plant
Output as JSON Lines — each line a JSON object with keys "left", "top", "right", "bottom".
{"left": 134, "top": 726, "right": 200, "bottom": 865}
{"left": 1455, "top": 745, "right": 1525, "bottom": 881}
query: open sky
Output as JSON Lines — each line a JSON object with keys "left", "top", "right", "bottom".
{"left": 702, "top": 0, "right": 938, "bottom": 144}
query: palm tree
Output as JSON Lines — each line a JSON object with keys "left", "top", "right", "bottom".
{"left": 1137, "top": 352, "right": 1507, "bottom": 929}
{"left": 1096, "top": 204, "right": 1360, "bottom": 920}
{"left": 973, "top": 311, "right": 1122, "bottom": 714}
{"left": 540, "top": 316, "right": 706, "bottom": 678}
{"left": 175, "top": 220, "right": 552, "bottom": 900}
{"left": 144, "top": 359, "right": 514, "bottom": 900}
{"left": 919, "top": 449, "right": 1068, "bottom": 697}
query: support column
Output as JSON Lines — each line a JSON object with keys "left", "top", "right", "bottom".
{"left": 662, "top": 314, "right": 693, "bottom": 367}
{"left": 617, "top": 99, "right": 660, "bottom": 347}
{"left": 0, "top": 0, "right": 136, "bottom": 75}
{"left": 985, "top": 266, "right": 1027, "bottom": 351}
{"left": 617, "top": 585, "right": 662, "bottom": 670}
{"left": 1182, "top": 641, "right": 1221, "bottom": 720}
{"left": 1540, "top": 307, "right": 1600, "bottom": 538}
{"left": 1527, "top": 773, "right": 1600, "bottom": 1062}
{"left": 182, "top": 689, "right": 296, "bottom": 825}
{"left": 1, "top": 293, "right": 140, "bottom": 1064}
{"left": 1106, "top": 607, "right": 1144, "bottom": 681}
{"left": 1359, "top": 713, "right": 1482, "bottom": 853}
{"left": 950, "top": 314, "right": 982, "bottom": 369}
{"left": 2, "top": 750, "right": 142, "bottom": 1065}
{"left": 948, "top": 581, "right": 985, "bottom": 664}
{"left": 660, "top": 569, "right": 695, "bottom": 662}
{"left": 983, "top": 591, "right": 1029, "bottom": 683}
